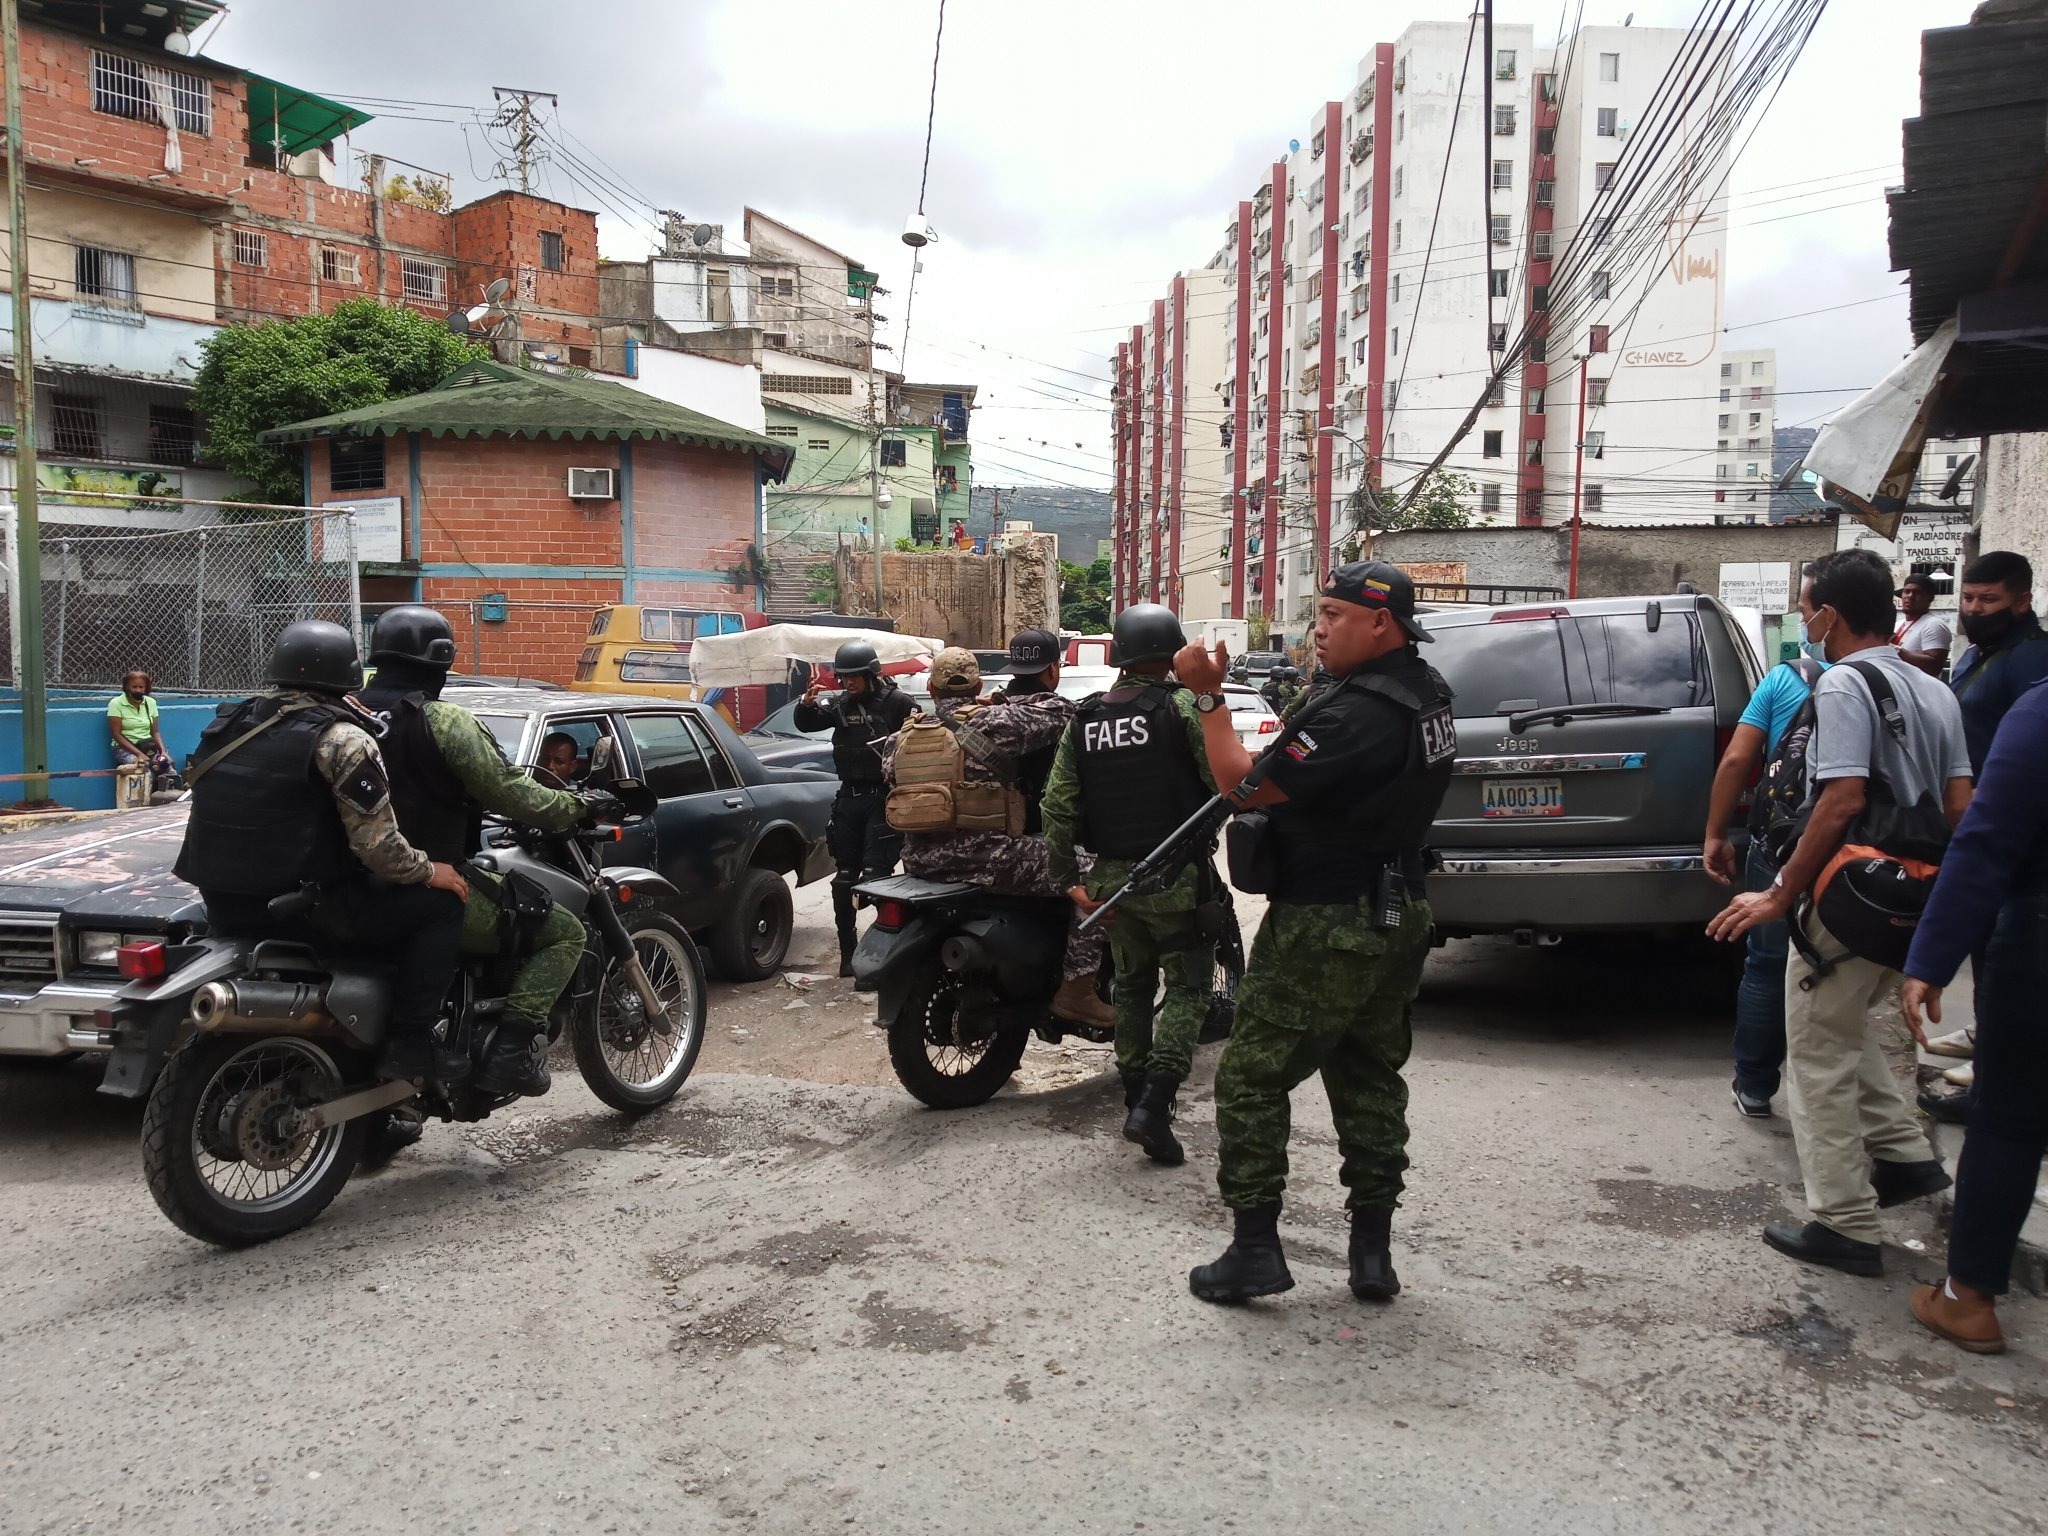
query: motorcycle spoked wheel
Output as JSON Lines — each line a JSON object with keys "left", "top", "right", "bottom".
{"left": 571, "top": 908, "right": 707, "bottom": 1114}
{"left": 887, "top": 965, "right": 1029, "bottom": 1110}
{"left": 1200, "top": 905, "right": 1246, "bottom": 1046}
{"left": 140, "top": 1033, "right": 369, "bottom": 1247}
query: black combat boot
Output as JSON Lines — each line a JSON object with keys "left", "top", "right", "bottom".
{"left": 378, "top": 1031, "right": 468, "bottom": 1085}
{"left": 1123, "top": 1074, "right": 1185, "bottom": 1166}
{"left": 1189, "top": 1204, "right": 1295, "bottom": 1304}
{"left": 833, "top": 887, "right": 858, "bottom": 977}
{"left": 1348, "top": 1206, "right": 1401, "bottom": 1301}
{"left": 475, "top": 1023, "right": 551, "bottom": 1099}
{"left": 1119, "top": 1071, "right": 1143, "bottom": 1110}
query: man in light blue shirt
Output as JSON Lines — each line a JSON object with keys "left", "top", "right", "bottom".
{"left": 1703, "top": 647, "right": 1826, "bottom": 1119}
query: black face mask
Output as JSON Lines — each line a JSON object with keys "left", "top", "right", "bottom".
{"left": 1961, "top": 609, "right": 2020, "bottom": 648}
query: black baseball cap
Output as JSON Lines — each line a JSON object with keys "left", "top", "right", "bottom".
{"left": 1007, "top": 628, "right": 1060, "bottom": 674}
{"left": 1321, "top": 560, "right": 1433, "bottom": 643}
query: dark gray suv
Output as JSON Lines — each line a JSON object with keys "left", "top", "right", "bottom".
{"left": 1421, "top": 594, "right": 1762, "bottom": 940}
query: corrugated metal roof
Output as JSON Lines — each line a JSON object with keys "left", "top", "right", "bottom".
{"left": 261, "top": 360, "right": 795, "bottom": 481}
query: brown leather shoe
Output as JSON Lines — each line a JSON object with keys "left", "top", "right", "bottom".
{"left": 1910, "top": 1283, "right": 2006, "bottom": 1355}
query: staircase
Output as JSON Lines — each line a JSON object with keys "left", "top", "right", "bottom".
{"left": 764, "top": 560, "right": 826, "bottom": 620}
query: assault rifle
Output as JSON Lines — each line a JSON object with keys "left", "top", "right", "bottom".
{"left": 1076, "top": 694, "right": 1321, "bottom": 935}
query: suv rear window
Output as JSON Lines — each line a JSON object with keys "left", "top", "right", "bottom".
{"left": 1429, "top": 611, "right": 1709, "bottom": 719}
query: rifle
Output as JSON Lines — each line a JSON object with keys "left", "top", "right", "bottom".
{"left": 1077, "top": 693, "right": 1324, "bottom": 935}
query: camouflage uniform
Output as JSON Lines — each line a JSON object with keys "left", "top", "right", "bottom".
{"left": 880, "top": 690, "right": 1104, "bottom": 980}
{"left": 420, "top": 700, "right": 589, "bottom": 1030}
{"left": 300, "top": 700, "right": 435, "bottom": 884}
{"left": 1041, "top": 672, "right": 1219, "bottom": 1084}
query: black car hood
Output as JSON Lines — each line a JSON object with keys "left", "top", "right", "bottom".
{"left": 0, "top": 805, "right": 203, "bottom": 926}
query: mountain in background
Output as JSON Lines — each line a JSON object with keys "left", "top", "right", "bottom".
{"left": 966, "top": 485, "right": 1112, "bottom": 564}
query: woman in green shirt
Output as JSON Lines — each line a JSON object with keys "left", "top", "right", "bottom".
{"left": 107, "top": 669, "right": 173, "bottom": 780}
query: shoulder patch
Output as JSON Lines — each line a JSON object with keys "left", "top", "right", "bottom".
{"left": 336, "top": 753, "right": 390, "bottom": 813}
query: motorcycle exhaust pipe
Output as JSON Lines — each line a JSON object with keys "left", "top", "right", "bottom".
{"left": 189, "top": 978, "right": 332, "bottom": 1032}
{"left": 939, "top": 934, "right": 994, "bottom": 974}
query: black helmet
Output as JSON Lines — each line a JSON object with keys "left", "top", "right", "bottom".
{"left": 1110, "top": 604, "right": 1186, "bottom": 667}
{"left": 832, "top": 638, "right": 882, "bottom": 679}
{"left": 368, "top": 605, "right": 457, "bottom": 668}
{"left": 266, "top": 620, "right": 361, "bottom": 695}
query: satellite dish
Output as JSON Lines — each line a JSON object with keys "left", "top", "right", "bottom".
{"left": 484, "top": 278, "right": 510, "bottom": 303}
{"left": 1774, "top": 457, "right": 1807, "bottom": 491}
{"left": 1939, "top": 453, "right": 1977, "bottom": 501}
{"left": 692, "top": 223, "right": 715, "bottom": 247}
{"left": 445, "top": 311, "right": 471, "bottom": 337}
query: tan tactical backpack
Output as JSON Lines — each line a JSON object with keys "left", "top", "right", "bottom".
{"left": 885, "top": 706, "right": 1026, "bottom": 835}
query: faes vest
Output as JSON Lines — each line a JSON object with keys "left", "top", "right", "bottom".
{"left": 358, "top": 680, "right": 480, "bottom": 863}
{"left": 999, "top": 680, "right": 1060, "bottom": 835}
{"left": 175, "top": 696, "right": 355, "bottom": 899}
{"left": 1070, "top": 682, "right": 1211, "bottom": 860}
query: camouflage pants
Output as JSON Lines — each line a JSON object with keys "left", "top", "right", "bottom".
{"left": 906, "top": 831, "right": 1106, "bottom": 981}
{"left": 1108, "top": 905, "right": 1210, "bottom": 1085}
{"left": 1214, "top": 897, "right": 1432, "bottom": 1212}
{"left": 460, "top": 870, "right": 588, "bottom": 1032}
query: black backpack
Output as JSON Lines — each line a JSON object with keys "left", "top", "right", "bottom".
{"left": 1749, "top": 657, "right": 1826, "bottom": 866}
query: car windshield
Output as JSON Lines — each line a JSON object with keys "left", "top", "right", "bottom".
{"left": 474, "top": 712, "right": 527, "bottom": 758}
{"left": 751, "top": 701, "right": 831, "bottom": 739}
{"left": 1428, "top": 611, "right": 1709, "bottom": 719}
{"left": 1225, "top": 692, "right": 1271, "bottom": 715}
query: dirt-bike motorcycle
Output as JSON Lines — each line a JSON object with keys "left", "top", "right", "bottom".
{"left": 97, "top": 777, "right": 706, "bottom": 1246}
{"left": 852, "top": 867, "right": 1242, "bottom": 1110}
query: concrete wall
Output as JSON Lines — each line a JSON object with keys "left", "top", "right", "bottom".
{"left": 1374, "top": 519, "right": 1839, "bottom": 606}
{"left": 622, "top": 344, "right": 765, "bottom": 435}
{"left": 834, "top": 534, "right": 1058, "bottom": 648}
{"left": 1976, "top": 432, "right": 2048, "bottom": 570}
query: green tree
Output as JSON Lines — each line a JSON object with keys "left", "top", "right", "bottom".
{"left": 1059, "top": 556, "right": 1112, "bottom": 632}
{"left": 1350, "top": 468, "right": 1477, "bottom": 534}
{"left": 193, "top": 299, "right": 484, "bottom": 502}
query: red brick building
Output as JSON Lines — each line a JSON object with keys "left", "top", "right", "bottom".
{"left": 265, "top": 361, "right": 792, "bottom": 680}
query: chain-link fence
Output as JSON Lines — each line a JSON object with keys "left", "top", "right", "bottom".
{"left": 0, "top": 500, "right": 360, "bottom": 694}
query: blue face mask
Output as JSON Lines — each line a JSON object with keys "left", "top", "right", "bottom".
{"left": 1799, "top": 612, "right": 1832, "bottom": 665}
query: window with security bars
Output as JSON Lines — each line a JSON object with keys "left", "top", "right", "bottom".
{"left": 1595, "top": 162, "right": 1616, "bottom": 190}
{"left": 1493, "top": 106, "right": 1516, "bottom": 136}
{"left": 149, "top": 404, "right": 197, "bottom": 464}
{"left": 232, "top": 229, "right": 267, "bottom": 268}
{"left": 539, "top": 231, "right": 565, "bottom": 272}
{"left": 92, "top": 51, "right": 211, "bottom": 134}
{"left": 1492, "top": 160, "right": 1514, "bottom": 191}
{"left": 1480, "top": 483, "right": 1501, "bottom": 515}
{"left": 1589, "top": 378, "right": 1609, "bottom": 407}
{"left": 1490, "top": 215, "right": 1512, "bottom": 246}
{"left": 74, "top": 245, "right": 138, "bottom": 309}
{"left": 880, "top": 439, "right": 908, "bottom": 467}
{"left": 321, "top": 247, "right": 360, "bottom": 284}
{"left": 50, "top": 393, "right": 103, "bottom": 458}
{"left": 762, "top": 375, "right": 855, "bottom": 396}
{"left": 401, "top": 258, "right": 446, "bottom": 304}
{"left": 765, "top": 425, "right": 798, "bottom": 439}
{"left": 1585, "top": 483, "right": 1604, "bottom": 512}
{"left": 329, "top": 436, "right": 387, "bottom": 492}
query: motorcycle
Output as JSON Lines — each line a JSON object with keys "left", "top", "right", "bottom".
{"left": 98, "top": 777, "right": 707, "bottom": 1247}
{"left": 852, "top": 870, "right": 1243, "bottom": 1109}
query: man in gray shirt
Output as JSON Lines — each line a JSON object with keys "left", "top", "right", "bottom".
{"left": 1711, "top": 548, "right": 1974, "bottom": 1278}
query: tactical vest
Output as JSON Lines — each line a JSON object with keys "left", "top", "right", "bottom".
{"left": 1071, "top": 682, "right": 1210, "bottom": 860}
{"left": 885, "top": 704, "right": 1027, "bottom": 836}
{"left": 174, "top": 695, "right": 355, "bottom": 899}
{"left": 1000, "top": 681, "right": 1060, "bottom": 835}
{"left": 1268, "top": 655, "right": 1458, "bottom": 903}
{"left": 830, "top": 684, "right": 911, "bottom": 785}
{"left": 358, "top": 680, "right": 479, "bottom": 862}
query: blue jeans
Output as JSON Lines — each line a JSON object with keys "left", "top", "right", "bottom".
{"left": 1733, "top": 842, "right": 1789, "bottom": 1098}
{"left": 1948, "top": 893, "right": 2048, "bottom": 1296}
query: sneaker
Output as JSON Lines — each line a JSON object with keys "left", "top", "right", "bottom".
{"left": 1923, "top": 1027, "right": 1975, "bottom": 1060}
{"left": 1941, "top": 1060, "right": 1974, "bottom": 1088}
{"left": 1732, "top": 1079, "right": 1774, "bottom": 1119}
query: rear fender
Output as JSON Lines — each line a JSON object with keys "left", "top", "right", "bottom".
{"left": 96, "top": 998, "right": 185, "bottom": 1100}
{"left": 852, "top": 913, "right": 940, "bottom": 1012}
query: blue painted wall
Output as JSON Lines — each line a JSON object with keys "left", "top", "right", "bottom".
{"left": 0, "top": 689, "right": 233, "bottom": 809}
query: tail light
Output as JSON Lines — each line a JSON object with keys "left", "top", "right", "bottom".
{"left": 117, "top": 941, "right": 167, "bottom": 980}
{"left": 873, "top": 899, "right": 910, "bottom": 931}
{"left": 1258, "top": 718, "right": 1279, "bottom": 733}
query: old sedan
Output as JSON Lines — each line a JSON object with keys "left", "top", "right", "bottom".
{"left": 0, "top": 691, "right": 834, "bottom": 1064}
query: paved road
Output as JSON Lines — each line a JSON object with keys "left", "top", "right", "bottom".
{"left": 3, "top": 891, "right": 2042, "bottom": 1535}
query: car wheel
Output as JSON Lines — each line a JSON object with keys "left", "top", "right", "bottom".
{"left": 709, "top": 866, "right": 793, "bottom": 982}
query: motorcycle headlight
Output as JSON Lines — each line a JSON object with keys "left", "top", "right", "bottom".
{"left": 76, "top": 930, "right": 128, "bottom": 969}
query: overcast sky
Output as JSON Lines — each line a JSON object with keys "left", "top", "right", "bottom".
{"left": 215, "top": 0, "right": 1976, "bottom": 492}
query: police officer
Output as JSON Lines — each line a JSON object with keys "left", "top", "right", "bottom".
{"left": 1042, "top": 603, "right": 1219, "bottom": 1165}
{"left": 796, "top": 638, "right": 921, "bottom": 974}
{"left": 359, "top": 606, "right": 604, "bottom": 1099}
{"left": 994, "top": 628, "right": 1065, "bottom": 833}
{"left": 175, "top": 621, "right": 472, "bottom": 1083}
{"left": 882, "top": 645, "right": 1112, "bottom": 1028}
{"left": 1176, "top": 562, "right": 1456, "bottom": 1304}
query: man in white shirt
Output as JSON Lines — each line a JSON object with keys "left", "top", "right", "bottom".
{"left": 1893, "top": 572, "right": 1952, "bottom": 677}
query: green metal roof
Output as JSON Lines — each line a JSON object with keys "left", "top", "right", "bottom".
{"left": 243, "top": 73, "right": 375, "bottom": 158}
{"left": 261, "top": 360, "right": 795, "bottom": 480}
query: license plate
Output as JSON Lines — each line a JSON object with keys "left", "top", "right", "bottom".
{"left": 1482, "top": 776, "right": 1564, "bottom": 818}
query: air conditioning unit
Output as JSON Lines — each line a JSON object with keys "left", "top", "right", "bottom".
{"left": 568, "top": 467, "right": 617, "bottom": 500}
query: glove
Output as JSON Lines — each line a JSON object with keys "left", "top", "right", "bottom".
{"left": 577, "top": 788, "right": 625, "bottom": 826}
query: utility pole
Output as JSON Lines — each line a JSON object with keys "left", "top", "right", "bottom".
{"left": 4, "top": 0, "right": 47, "bottom": 803}
{"left": 490, "top": 87, "right": 556, "bottom": 195}
{"left": 866, "top": 296, "right": 884, "bottom": 612}
{"left": 1569, "top": 354, "right": 1588, "bottom": 599}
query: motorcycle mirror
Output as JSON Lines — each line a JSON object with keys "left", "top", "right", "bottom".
{"left": 606, "top": 777, "right": 658, "bottom": 819}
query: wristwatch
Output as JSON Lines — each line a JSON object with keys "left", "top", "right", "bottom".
{"left": 1194, "top": 692, "right": 1228, "bottom": 714}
